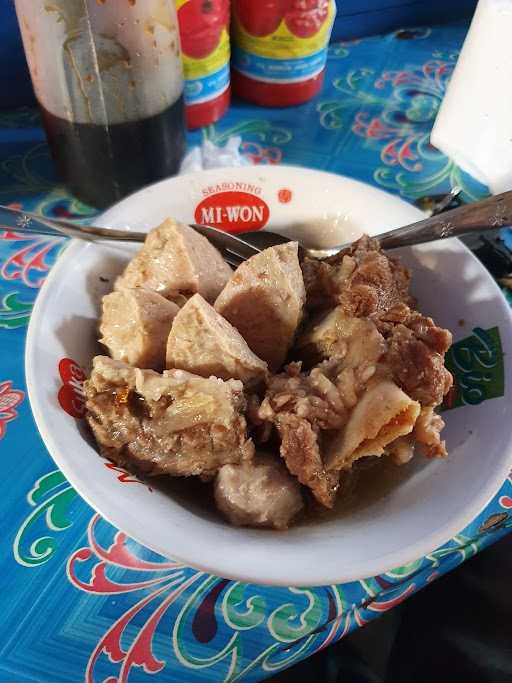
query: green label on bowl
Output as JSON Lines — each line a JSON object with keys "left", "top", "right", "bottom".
{"left": 443, "top": 326, "right": 504, "bottom": 410}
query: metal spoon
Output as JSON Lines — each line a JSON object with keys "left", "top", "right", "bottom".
{"left": 0, "top": 205, "right": 260, "bottom": 268}
{"left": 1, "top": 188, "right": 510, "bottom": 266}
{"left": 241, "top": 188, "right": 509, "bottom": 259}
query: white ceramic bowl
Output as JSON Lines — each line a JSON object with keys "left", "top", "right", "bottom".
{"left": 26, "top": 166, "right": 512, "bottom": 586}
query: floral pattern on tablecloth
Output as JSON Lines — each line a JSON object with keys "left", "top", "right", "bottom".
{"left": 1, "top": 22, "right": 511, "bottom": 683}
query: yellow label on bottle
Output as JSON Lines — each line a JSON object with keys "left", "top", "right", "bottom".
{"left": 175, "top": 0, "right": 230, "bottom": 104}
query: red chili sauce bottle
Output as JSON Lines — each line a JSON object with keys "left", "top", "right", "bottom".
{"left": 177, "top": 0, "right": 231, "bottom": 128}
{"left": 231, "top": 0, "right": 336, "bottom": 107}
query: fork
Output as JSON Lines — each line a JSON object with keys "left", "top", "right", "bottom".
{"left": 1, "top": 189, "right": 511, "bottom": 268}
{"left": 0, "top": 205, "right": 260, "bottom": 268}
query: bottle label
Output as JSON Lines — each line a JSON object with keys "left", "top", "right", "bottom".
{"left": 183, "top": 61, "right": 230, "bottom": 105}
{"left": 231, "top": 0, "right": 336, "bottom": 84}
{"left": 232, "top": 45, "right": 327, "bottom": 82}
{"left": 177, "top": 0, "right": 230, "bottom": 105}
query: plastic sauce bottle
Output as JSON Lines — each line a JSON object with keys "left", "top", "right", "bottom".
{"left": 231, "top": 0, "right": 336, "bottom": 107}
{"left": 177, "top": 0, "right": 231, "bottom": 128}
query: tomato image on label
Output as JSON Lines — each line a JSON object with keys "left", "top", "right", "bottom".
{"left": 235, "top": 0, "right": 290, "bottom": 36}
{"left": 195, "top": 191, "right": 270, "bottom": 232}
{"left": 231, "top": 0, "right": 335, "bottom": 107}
{"left": 178, "top": 0, "right": 227, "bottom": 59}
{"left": 58, "top": 358, "right": 86, "bottom": 419}
{"left": 285, "top": 0, "right": 329, "bottom": 38}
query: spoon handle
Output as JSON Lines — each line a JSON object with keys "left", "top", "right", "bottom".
{"left": 0, "top": 205, "right": 148, "bottom": 242}
{"left": 378, "top": 190, "right": 512, "bottom": 250}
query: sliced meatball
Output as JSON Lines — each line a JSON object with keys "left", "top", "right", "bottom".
{"left": 84, "top": 356, "right": 253, "bottom": 478}
{"left": 214, "top": 456, "right": 304, "bottom": 530}
{"left": 166, "top": 294, "right": 267, "bottom": 388}
{"left": 100, "top": 288, "right": 179, "bottom": 371}
{"left": 215, "top": 242, "right": 305, "bottom": 371}
{"left": 115, "top": 218, "right": 232, "bottom": 303}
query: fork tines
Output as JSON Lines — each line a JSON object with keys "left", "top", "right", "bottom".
{"left": 190, "top": 223, "right": 261, "bottom": 268}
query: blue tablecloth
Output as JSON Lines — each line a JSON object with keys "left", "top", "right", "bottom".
{"left": 1, "top": 22, "right": 511, "bottom": 683}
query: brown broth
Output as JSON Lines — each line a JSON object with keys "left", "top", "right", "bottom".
{"left": 151, "top": 455, "right": 419, "bottom": 528}
{"left": 301, "top": 456, "right": 418, "bottom": 526}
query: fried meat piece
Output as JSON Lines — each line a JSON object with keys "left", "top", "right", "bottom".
{"left": 256, "top": 363, "right": 344, "bottom": 508}
{"left": 275, "top": 413, "right": 340, "bottom": 508}
{"left": 376, "top": 303, "right": 453, "bottom": 407}
{"left": 302, "top": 235, "right": 412, "bottom": 316}
{"left": 85, "top": 356, "right": 253, "bottom": 478}
{"left": 413, "top": 406, "right": 448, "bottom": 458}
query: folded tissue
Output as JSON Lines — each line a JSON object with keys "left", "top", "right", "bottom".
{"left": 179, "top": 137, "right": 251, "bottom": 174}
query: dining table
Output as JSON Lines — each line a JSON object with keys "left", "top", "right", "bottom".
{"left": 1, "top": 20, "right": 512, "bottom": 683}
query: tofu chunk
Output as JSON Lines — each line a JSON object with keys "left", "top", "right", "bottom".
{"left": 166, "top": 294, "right": 268, "bottom": 387}
{"left": 84, "top": 356, "right": 253, "bottom": 478}
{"left": 214, "top": 456, "right": 304, "bottom": 530}
{"left": 115, "top": 218, "right": 232, "bottom": 303}
{"left": 100, "top": 288, "right": 179, "bottom": 371}
{"left": 215, "top": 242, "right": 305, "bottom": 371}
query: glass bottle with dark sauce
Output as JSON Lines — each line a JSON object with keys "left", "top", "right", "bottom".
{"left": 15, "top": 0, "right": 186, "bottom": 209}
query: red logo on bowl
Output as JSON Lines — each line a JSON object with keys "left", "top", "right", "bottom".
{"left": 278, "top": 187, "right": 292, "bottom": 203}
{"left": 105, "top": 461, "right": 144, "bottom": 485}
{"left": 58, "top": 358, "right": 86, "bottom": 418}
{"left": 194, "top": 191, "right": 269, "bottom": 233}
